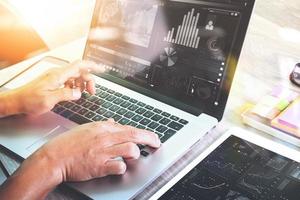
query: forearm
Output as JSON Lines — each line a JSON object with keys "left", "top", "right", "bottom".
{"left": 0, "top": 150, "right": 62, "bottom": 200}
{"left": 0, "top": 90, "right": 23, "bottom": 117}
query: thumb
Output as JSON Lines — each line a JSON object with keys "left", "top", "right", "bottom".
{"left": 53, "top": 87, "right": 82, "bottom": 102}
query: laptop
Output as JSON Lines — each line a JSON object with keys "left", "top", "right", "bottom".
{"left": 0, "top": 0, "right": 255, "bottom": 199}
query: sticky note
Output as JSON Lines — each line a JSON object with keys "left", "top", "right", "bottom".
{"left": 271, "top": 99, "right": 300, "bottom": 137}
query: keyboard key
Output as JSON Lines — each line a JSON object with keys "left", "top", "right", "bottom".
{"left": 137, "top": 102, "right": 146, "bottom": 107}
{"left": 89, "top": 104, "right": 100, "bottom": 111}
{"left": 81, "top": 93, "right": 91, "bottom": 99}
{"left": 141, "top": 150, "right": 149, "bottom": 157}
{"left": 102, "top": 102, "right": 113, "bottom": 109}
{"left": 95, "top": 84, "right": 100, "bottom": 88}
{"left": 60, "top": 110, "right": 74, "bottom": 118}
{"left": 69, "top": 114, "right": 92, "bottom": 125}
{"left": 162, "top": 112, "right": 171, "bottom": 117}
{"left": 137, "top": 144, "right": 146, "bottom": 150}
{"left": 107, "top": 89, "right": 115, "bottom": 94}
{"left": 75, "top": 99, "right": 86, "bottom": 105}
{"left": 128, "top": 105, "right": 139, "bottom": 111}
{"left": 179, "top": 119, "right": 189, "bottom": 125}
{"left": 160, "top": 134, "right": 173, "bottom": 143}
{"left": 145, "top": 105, "right": 154, "bottom": 110}
{"left": 149, "top": 122, "right": 159, "bottom": 129}
{"left": 124, "top": 111, "right": 135, "bottom": 119}
{"left": 109, "top": 105, "right": 120, "bottom": 112}
{"left": 78, "top": 108, "right": 89, "bottom": 115}
{"left": 120, "top": 102, "right": 131, "bottom": 108}
{"left": 64, "top": 102, "right": 75, "bottom": 109}
{"left": 137, "top": 125, "right": 146, "bottom": 129}
{"left": 94, "top": 99, "right": 104, "bottom": 105}
{"left": 92, "top": 115, "right": 103, "bottom": 121}
{"left": 82, "top": 102, "right": 93, "bottom": 108}
{"left": 114, "top": 92, "right": 122, "bottom": 97}
{"left": 170, "top": 115, "right": 180, "bottom": 121}
{"left": 100, "top": 86, "right": 108, "bottom": 91}
{"left": 98, "top": 92, "right": 109, "bottom": 99}
{"left": 132, "top": 115, "right": 143, "bottom": 122}
{"left": 103, "top": 111, "right": 114, "bottom": 118}
{"left": 168, "top": 122, "right": 184, "bottom": 131}
{"left": 119, "top": 118, "right": 130, "bottom": 125}
{"left": 117, "top": 108, "right": 127, "bottom": 115}
{"left": 161, "top": 129, "right": 177, "bottom": 143}
{"left": 140, "top": 118, "right": 151, "bottom": 126}
{"left": 113, "top": 98, "right": 124, "bottom": 105}
{"left": 129, "top": 99, "right": 138, "bottom": 104}
{"left": 164, "top": 129, "right": 177, "bottom": 136}
{"left": 88, "top": 96, "right": 99, "bottom": 102}
{"left": 156, "top": 125, "right": 168, "bottom": 133}
{"left": 136, "top": 108, "right": 146, "bottom": 115}
{"left": 52, "top": 106, "right": 64, "bottom": 114}
{"left": 106, "top": 95, "right": 116, "bottom": 102}
{"left": 143, "top": 111, "right": 155, "bottom": 118}
{"left": 159, "top": 118, "right": 171, "bottom": 125}
{"left": 121, "top": 95, "right": 130, "bottom": 100}
{"left": 96, "top": 108, "right": 107, "bottom": 115}
{"left": 112, "top": 114, "right": 122, "bottom": 121}
{"left": 71, "top": 105, "right": 82, "bottom": 112}
{"left": 153, "top": 109, "right": 162, "bottom": 114}
{"left": 151, "top": 114, "right": 163, "bottom": 121}
{"left": 85, "top": 112, "right": 96, "bottom": 119}
{"left": 128, "top": 121, "right": 138, "bottom": 127}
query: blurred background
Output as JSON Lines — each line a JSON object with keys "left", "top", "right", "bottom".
{"left": 0, "top": 0, "right": 95, "bottom": 69}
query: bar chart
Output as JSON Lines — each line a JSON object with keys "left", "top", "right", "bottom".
{"left": 163, "top": 8, "right": 201, "bottom": 49}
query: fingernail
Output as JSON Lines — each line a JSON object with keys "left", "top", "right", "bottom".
{"left": 72, "top": 88, "right": 82, "bottom": 99}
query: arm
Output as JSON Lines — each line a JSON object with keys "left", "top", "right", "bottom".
{"left": 0, "top": 121, "right": 161, "bottom": 200}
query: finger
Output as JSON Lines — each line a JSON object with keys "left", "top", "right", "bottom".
{"left": 55, "top": 60, "right": 101, "bottom": 85}
{"left": 105, "top": 142, "right": 140, "bottom": 160}
{"left": 52, "top": 87, "right": 82, "bottom": 102}
{"left": 75, "top": 79, "right": 86, "bottom": 92}
{"left": 103, "top": 160, "right": 127, "bottom": 176}
{"left": 75, "top": 73, "right": 95, "bottom": 94}
{"left": 64, "top": 79, "right": 75, "bottom": 88}
{"left": 107, "top": 127, "right": 161, "bottom": 148}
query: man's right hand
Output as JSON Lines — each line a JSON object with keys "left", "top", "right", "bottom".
{"left": 0, "top": 120, "right": 161, "bottom": 200}
{"left": 41, "top": 119, "right": 161, "bottom": 182}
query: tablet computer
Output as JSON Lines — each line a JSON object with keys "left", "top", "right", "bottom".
{"left": 150, "top": 128, "right": 300, "bottom": 200}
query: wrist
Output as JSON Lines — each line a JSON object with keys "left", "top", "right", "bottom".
{"left": 0, "top": 89, "right": 24, "bottom": 116}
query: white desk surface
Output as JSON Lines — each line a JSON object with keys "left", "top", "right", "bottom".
{"left": 1, "top": 0, "right": 300, "bottom": 199}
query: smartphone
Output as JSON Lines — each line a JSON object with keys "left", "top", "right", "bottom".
{"left": 290, "top": 63, "right": 300, "bottom": 87}
{"left": 2, "top": 56, "right": 69, "bottom": 89}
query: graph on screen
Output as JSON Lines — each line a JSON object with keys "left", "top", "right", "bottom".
{"left": 163, "top": 8, "right": 200, "bottom": 49}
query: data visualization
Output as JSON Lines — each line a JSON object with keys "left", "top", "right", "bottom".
{"left": 163, "top": 8, "right": 201, "bottom": 49}
{"left": 159, "top": 136, "right": 300, "bottom": 200}
{"left": 86, "top": 0, "right": 254, "bottom": 118}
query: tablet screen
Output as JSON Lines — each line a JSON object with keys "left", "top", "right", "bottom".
{"left": 159, "top": 136, "right": 300, "bottom": 200}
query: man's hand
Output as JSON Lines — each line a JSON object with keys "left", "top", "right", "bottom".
{"left": 43, "top": 120, "right": 161, "bottom": 182}
{"left": 13, "top": 60, "right": 102, "bottom": 115}
{"left": 0, "top": 120, "right": 161, "bottom": 199}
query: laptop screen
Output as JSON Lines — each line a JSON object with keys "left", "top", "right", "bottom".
{"left": 84, "top": 0, "right": 255, "bottom": 120}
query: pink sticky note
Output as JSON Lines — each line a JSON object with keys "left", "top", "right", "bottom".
{"left": 277, "top": 99, "right": 300, "bottom": 129}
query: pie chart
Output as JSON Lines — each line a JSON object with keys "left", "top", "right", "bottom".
{"left": 160, "top": 47, "right": 178, "bottom": 67}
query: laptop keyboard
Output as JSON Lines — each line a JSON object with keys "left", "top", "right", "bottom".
{"left": 52, "top": 84, "right": 189, "bottom": 156}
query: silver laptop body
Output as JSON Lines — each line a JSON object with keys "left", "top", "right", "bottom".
{"left": 0, "top": 0, "right": 255, "bottom": 199}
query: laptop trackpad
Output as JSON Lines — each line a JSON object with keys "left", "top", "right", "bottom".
{"left": 26, "top": 125, "right": 68, "bottom": 153}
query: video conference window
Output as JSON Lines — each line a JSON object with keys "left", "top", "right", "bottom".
{"left": 160, "top": 136, "right": 300, "bottom": 200}
{"left": 86, "top": 0, "right": 243, "bottom": 115}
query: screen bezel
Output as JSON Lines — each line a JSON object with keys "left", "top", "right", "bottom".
{"left": 83, "top": 0, "right": 255, "bottom": 121}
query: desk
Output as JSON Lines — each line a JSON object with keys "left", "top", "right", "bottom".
{"left": 1, "top": 0, "right": 300, "bottom": 199}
